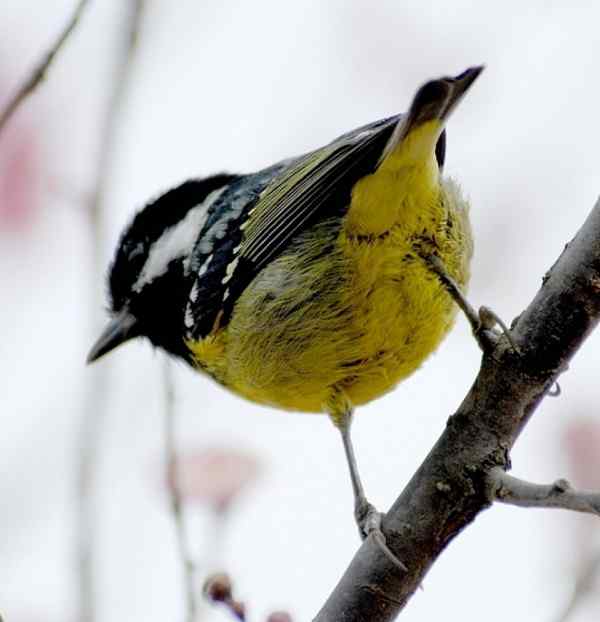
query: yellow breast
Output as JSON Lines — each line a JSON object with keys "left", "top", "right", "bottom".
{"left": 186, "top": 122, "right": 473, "bottom": 414}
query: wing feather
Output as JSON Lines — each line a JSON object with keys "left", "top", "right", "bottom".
{"left": 185, "top": 116, "right": 401, "bottom": 339}
{"left": 239, "top": 116, "right": 399, "bottom": 272}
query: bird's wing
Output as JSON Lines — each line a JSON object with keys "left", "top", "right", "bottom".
{"left": 239, "top": 116, "right": 399, "bottom": 272}
{"left": 185, "top": 115, "right": 400, "bottom": 340}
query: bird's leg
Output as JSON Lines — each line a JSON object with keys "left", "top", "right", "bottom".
{"left": 328, "top": 397, "right": 407, "bottom": 571}
{"left": 423, "top": 254, "right": 519, "bottom": 354}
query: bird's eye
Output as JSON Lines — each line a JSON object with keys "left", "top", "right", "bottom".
{"left": 128, "top": 242, "right": 145, "bottom": 262}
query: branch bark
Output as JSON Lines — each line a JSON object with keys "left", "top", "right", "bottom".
{"left": 489, "top": 468, "right": 600, "bottom": 515}
{"left": 314, "top": 197, "right": 600, "bottom": 621}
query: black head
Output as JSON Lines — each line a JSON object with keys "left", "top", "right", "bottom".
{"left": 87, "top": 174, "right": 238, "bottom": 363}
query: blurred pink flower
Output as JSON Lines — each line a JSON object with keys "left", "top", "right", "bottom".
{"left": 168, "top": 447, "right": 262, "bottom": 512}
{"left": 0, "top": 106, "right": 41, "bottom": 233}
{"left": 561, "top": 417, "right": 600, "bottom": 621}
{"left": 563, "top": 418, "right": 600, "bottom": 490}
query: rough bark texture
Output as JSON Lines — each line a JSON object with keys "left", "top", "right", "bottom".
{"left": 314, "top": 198, "right": 600, "bottom": 621}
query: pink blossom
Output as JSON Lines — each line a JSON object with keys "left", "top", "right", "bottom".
{"left": 0, "top": 106, "right": 41, "bottom": 232}
{"left": 168, "top": 447, "right": 262, "bottom": 511}
{"left": 563, "top": 418, "right": 600, "bottom": 490}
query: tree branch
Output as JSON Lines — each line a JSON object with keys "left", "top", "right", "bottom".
{"left": 164, "top": 358, "right": 198, "bottom": 622}
{"left": 204, "top": 573, "right": 294, "bottom": 621}
{"left": 77, "top": 3, "right": 146, "bottom": 621}
{"left": 0, "top": 0, "right": 91, "bottom": 136}
{"left": 204, "top": 573, "right": 246, "bottom": 621}
{"left": 314, "top": 196, "right": 600, "bottom": 621}
{"left": 488, "top": 468, "right": 600, "bottom": 515}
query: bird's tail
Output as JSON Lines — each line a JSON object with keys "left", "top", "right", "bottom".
{"left": 378, "top": 66, "right": 484, "bottom": 170}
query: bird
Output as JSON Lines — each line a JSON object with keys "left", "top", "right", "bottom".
{"left": 88, "top": 66, "right": 482, "bottom": 564}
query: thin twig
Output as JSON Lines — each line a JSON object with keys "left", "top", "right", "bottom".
{"left": 164, "top": 358, "right": 198, "bottom": 622}
{"left": 77, "top": 367, "right": 108, "bottom": 622}
{"left": 204, "top": 573, "right": 246, "bottom": 621}
{"left": 204, "top": 573, "right": 294, "bottom": 621}
{"left": 88, "top": 0, "right": 146, "bottom": 233}
{"left": 489, "top": 468, "right": 600, "bottom": 516}
{"left": 0, "top": 0, "right": 91, "bottom": 136}
{"left": 77, "top": 3, "right": 146, "bottom": 622}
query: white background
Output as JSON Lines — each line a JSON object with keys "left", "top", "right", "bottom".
{"left": 1, "top": 1, "right": 600, "bottom": 620}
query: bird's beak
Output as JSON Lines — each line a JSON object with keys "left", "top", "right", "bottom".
{"left": 86, "top": 310, "right": 139, "bottom": 364}
{"left": 380, "top": 65, "right": 484, "bottom": 166}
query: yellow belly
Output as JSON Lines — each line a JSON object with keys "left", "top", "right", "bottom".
{"left": 186, "top": 175, "right": 472, "bottom": 414}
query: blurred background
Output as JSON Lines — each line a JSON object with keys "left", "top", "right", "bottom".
{"left": 1, "top": 1, "right": 600, "bottom": 620}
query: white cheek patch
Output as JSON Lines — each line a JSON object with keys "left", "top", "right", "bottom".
{"left": 133, "top": 186, "right": 227, "bottom": 292}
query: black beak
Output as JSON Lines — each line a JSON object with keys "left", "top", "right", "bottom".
{"left": 87, "top": 310, "right": 139, "bottom": 364}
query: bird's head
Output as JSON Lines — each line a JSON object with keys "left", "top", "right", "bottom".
{"left": 87, "top": 175, "right": 235, "bottom": 363}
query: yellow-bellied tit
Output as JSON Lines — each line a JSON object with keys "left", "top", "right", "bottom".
{"left": 88, "top": 66, "right": 482, "bottom": 564}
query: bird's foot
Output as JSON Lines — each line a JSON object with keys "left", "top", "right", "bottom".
{"left": 423, "top": 255, "right": 519, "bottom": 355}
{"left": 474, "top": 305, "right": 520, "bottom": 355}
{"left": 355, "top": 497, "right": 407, "bottom": 572}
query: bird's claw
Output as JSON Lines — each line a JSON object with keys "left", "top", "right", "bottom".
{"left": 422, "top": 254, "right": 520, "bottom": 356}
{"left": 475, "top": 305, "right": 520, "bottom": 355}
{"left": 355, "top": 499, "right": 407, "bottom": 572}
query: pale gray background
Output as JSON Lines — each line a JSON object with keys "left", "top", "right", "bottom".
{"left": 1, "top": 1, "right": 599, "bottom": 620}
